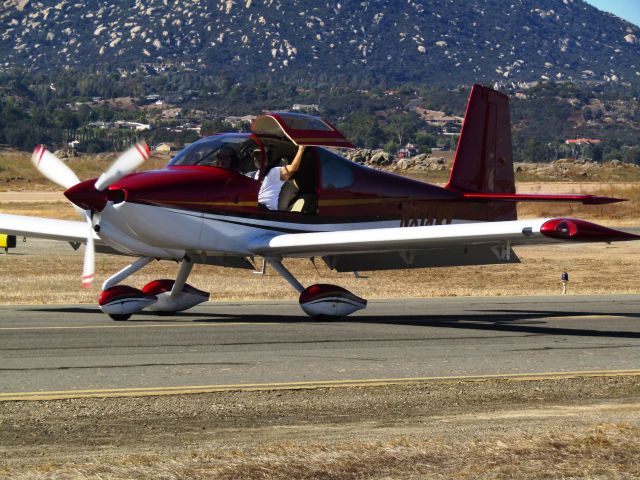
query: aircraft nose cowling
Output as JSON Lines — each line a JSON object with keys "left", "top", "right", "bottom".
{"left": 64, "top": 179, "right": 109, "bottom": 212}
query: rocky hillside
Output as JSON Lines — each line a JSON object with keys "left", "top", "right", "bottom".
{"left": 344, "top": 148, "right": 640, "bottom": 182}
{"left": 1, "top": 0, "right": 640, "bottom": 85}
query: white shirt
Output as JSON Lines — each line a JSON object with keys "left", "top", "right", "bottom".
{"left": 258, "top": 167, "right": 285, "bottom": 210}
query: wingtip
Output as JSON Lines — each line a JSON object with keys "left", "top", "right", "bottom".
{"left": 541, "top": 218, "right": 640, "bottom": 241}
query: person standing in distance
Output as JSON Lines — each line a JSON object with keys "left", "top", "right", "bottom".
{"left": 561, "top": 271, "right": 569, "bottom": 294}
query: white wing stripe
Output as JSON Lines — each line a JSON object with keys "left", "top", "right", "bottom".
{"left": 250, "top": 219, "right": 552, "bottom": 256}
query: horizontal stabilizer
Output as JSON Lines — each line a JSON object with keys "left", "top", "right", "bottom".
{"left": 462, "top": 193, "right": 626, "bottom": 204}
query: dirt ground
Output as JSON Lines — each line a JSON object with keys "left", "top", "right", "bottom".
{"left": 1, "top": 376, "right": 640, "bottom": 479}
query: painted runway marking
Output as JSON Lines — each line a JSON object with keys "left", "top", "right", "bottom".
{"left": 2, "top": 369, "right": 640, "bottom": 402}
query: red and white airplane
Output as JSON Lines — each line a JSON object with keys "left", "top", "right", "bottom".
{"left": 0, "top": 85, "right": 637, "bottom": 320}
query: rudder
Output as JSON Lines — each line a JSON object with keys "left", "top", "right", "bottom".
{"left": 445, "top": 85, "right": 515, "bottom": 195}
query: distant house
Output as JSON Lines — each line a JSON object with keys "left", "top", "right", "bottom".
{"left": 292, "top": 104, "right": 319, "bottom": 112}
{"left": 397, "top": 143, "right": 418, "bottom": 158}
{"left": 155, "top": 143, "right": 174, "bottom": 153}
{"left": 114, "top": 120, "right": 152, "bottom": 131}
{"left": 68, "top": 140, "right": 81, "bottom": 149}
{"left": 87, "top": 121, "right": 110, "bottom": 129}
{"left": 172, "top": 123, "right": 201, "bottom": 134}
{"left": 565, "top": 138, "right": 601, "bottom": 145}
{"left": 225, "top": 115, "right": 256, "bottom": 128}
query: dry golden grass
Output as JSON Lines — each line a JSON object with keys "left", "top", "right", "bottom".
{"left": 517, "top": 182, "right": 640, "bottom": 225}
{"left": 0, "top": 201, "right": 79, "bottom": 219}
{"left": 0, "top": 240, "right": 638, "bottom": 304}
{"left": 4, "top": 423, "right": 638, "bottom": 479}
{"left": 515, "top": 161, "right": 640, "bottom": 183}
{"left": 134, "top": 425, "right": 640, "bottom": 479}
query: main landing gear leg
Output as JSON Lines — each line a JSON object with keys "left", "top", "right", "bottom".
{"left": 265, "top": 257, "right": 367, "bottom": 318}
{"left": 266, "top": 257, "right": 305, "bottom": 294}
{"left": 143, "top": 255, "right": 209, "bottom": 314}
{"left": 102, "top": 256, "right": 154, "bottom": 291}
{"left": 170, "top": 257, "right": 195, "bottom": 299}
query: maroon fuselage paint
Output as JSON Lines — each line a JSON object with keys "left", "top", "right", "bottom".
{"left": 64, "top": 142, "right": 520, "bottom": 225}
{"left": 103, "top": 159, "right": 506, "bottom": 225}
{"left": 63, "top": 136, "right": 620, "bottom": 227}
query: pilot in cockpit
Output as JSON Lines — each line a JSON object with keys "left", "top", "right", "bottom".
{"left": 215, "top": 146, "right": 238, "bottom": 170}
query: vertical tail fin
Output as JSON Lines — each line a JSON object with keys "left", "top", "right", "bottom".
{"left": 446, "top": 85, "right": 515, "bottom": 195}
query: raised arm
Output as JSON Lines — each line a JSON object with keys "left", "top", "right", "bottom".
{"left": 280, "top": 145, "right": 306, "bottom": 181}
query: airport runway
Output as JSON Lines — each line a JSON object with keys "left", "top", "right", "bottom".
{"left": 1, "top": 295, "right": 640, "bottom": 398}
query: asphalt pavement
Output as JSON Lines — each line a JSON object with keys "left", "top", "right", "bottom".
{"left": 1, "top": 295, "right": 640, "bottom": 396}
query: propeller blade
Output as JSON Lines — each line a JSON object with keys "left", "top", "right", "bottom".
{"left": 81, "top": 216, "right": 95, "bottom": 289}
{"left": 31, "top": 145, "right": 81, "bottom": 190}
{"left": 94, "top": 142, "right": 150, "bottom": 191}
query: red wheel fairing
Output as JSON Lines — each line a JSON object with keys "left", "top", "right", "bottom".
{"left": 299, "top": 284, "right": 367, "bottom": 318}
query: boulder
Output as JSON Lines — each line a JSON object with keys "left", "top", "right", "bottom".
{"left": 369, "top": 150, "right": 393, "bottom": 166}
{"left": 396, "top": 158, "right": 411, "bottom": 170}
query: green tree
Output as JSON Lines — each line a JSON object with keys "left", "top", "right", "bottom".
{"left": 414, "top": 131, "right": 437, "bottom": 151}
{"left": 622, "top": 146, "right": 640, "bottom": 165}
{"left": 337, "top": 111, "right": 384, "bottom": 149}
{"left": 524, "top": 138, "right": 546, "bottom": 163}
{"left": 383, "top": 112, "right": 422, "bottom": 147}
{"left": 383, "top": 140, "right": 399, "bottom": 154}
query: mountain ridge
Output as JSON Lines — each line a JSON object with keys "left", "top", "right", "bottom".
{"left": 1, "top": 0, "right": 640, "bottom": 85}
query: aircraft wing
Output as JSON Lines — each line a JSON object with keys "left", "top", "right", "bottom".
{"left": 0, "top": 213, "right": 97, "bottom": 243}
{"left": 249, "top": 218, "right": 639, "bottom": 264}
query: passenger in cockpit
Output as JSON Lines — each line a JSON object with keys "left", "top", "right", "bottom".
{"left": 256, "top": 145, "right": 306, "bottom": 210}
